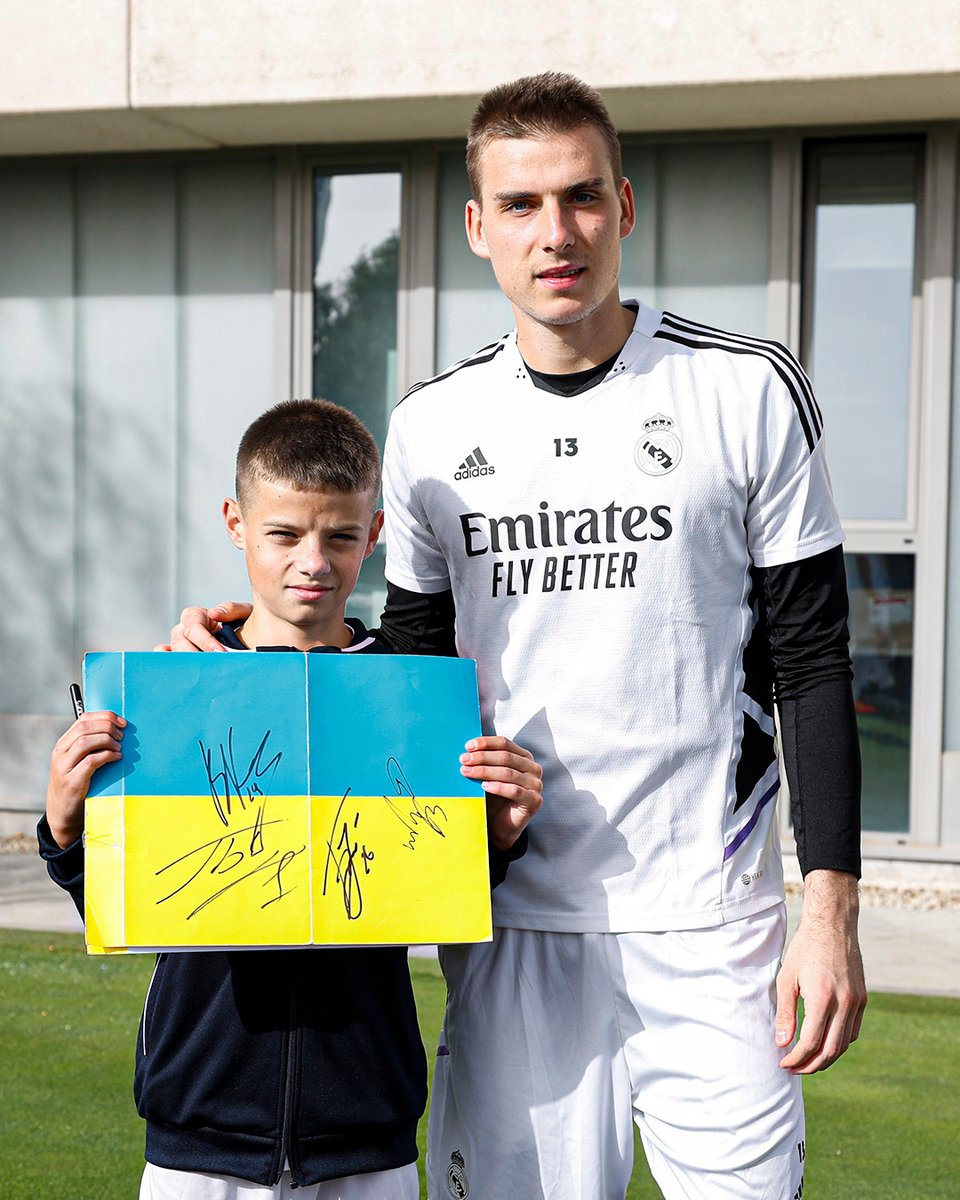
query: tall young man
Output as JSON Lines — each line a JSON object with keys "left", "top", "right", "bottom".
{"left": 175, "top": 73, "right": 865, "bottom": 1200}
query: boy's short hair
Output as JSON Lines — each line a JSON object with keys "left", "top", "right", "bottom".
{"left": 235, "top": 399, "right": 381, "bottom": 510}
{"left": 466, "top": 71, "right": 622, "bottom": 202}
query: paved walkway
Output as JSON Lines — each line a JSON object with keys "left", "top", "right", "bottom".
{"left": 2, "top": 852, "right": 959, "bottom": 997}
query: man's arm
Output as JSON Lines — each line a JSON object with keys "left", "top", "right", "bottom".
{"left": 756, "top": 545, "right": 867, "bottom": 1073}
{"left": 164, "top": 603, "right": 253, "bottom": 651}
{"left": 375, "top": 581, "right": 457, "bottom": 656}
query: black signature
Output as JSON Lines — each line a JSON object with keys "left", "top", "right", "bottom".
{"left": 198, "top": 726, "right": 282, "bottom": 827}
{"left": 382, "top": 757, "right": 448, "bottom": 850}
{"left": 153, "top": 729, "right": 301, "bottom": 919}
{"left": 155, "top": 820, "right": 305, "bottom": 918}
{"left": 321, "top": 790, "right": 375, "bottom": 920}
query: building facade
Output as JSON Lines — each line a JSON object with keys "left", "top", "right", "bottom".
{"left": 3, "top": 0, "right": 960, "bottom": 875}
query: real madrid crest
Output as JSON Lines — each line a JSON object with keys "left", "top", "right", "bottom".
{"left": 635, "top": 412, "right": 682, "bottom": 476}
{"left": 446, "top": 1148, "right": 470, "bottom": 1198}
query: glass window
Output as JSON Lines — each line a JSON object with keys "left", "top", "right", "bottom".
{"left": 312, "top": 169, "right": 401, "bottom": 625}
{"left": 845, "top": 553, "right": 913, "bottom": 832}
{"left": 621, "top": 141, "right": 771, "bottom": 338}
{"left": 803, "top": 144, "right": 920, "bottom": 521}
{"left": 434, "top": 139, "right": 771, "bottom": 370}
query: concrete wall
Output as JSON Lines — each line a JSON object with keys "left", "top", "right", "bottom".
{"left": 2, "top": 0, "right": 960, "bottom": 155}
{"left": 0, "top": 717, "right": 68, "bottom": 837}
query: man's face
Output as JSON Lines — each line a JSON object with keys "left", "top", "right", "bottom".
{"left": 466, "top": 125, "right": 635, "bottom": 336}
{"left": 223, "top": 478, "right": 381, "bottom": 648}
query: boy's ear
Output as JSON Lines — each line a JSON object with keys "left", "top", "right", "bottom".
{"left": 364, "top": 509, "right": 384, "bottom": 559}
{"left": 223, "top": 498, "right": 246, "bottom": 550}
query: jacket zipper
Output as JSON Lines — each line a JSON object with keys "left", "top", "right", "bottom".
{"left": 277, "top": 962, "right": 302, "bottom": 1186}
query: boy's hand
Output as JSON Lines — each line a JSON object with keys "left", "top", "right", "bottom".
{"left": 47, "top": 711, "right": 126, "bottom": 850}
{"left": 156, "top": 603, "right": 253, "bottom": 652}
{"left": 460, "top": 736, "right": 543, "bottom": 850}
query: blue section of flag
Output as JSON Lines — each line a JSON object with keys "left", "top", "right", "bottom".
{"left": 307, "top": 655, "right": 482, "bottom": 799}
{"left": 81, "top": 652, "right": 483, "bottom": 804}
{"left": 84, "top": 653, "right": 308, "bottom": 797}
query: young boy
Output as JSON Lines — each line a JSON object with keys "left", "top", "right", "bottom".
{"left": 39, "top": 399, "right": 542, "bottom": 1200}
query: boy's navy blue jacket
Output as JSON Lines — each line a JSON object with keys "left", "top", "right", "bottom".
{"left": 39, "top": 619, "right": 522, "bottom": 1188}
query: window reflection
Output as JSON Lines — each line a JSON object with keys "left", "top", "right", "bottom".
{"left": 621, "top": 140, "right": 771, "bottom": 338}
{"left": 805, "top": 145, "right": 920, "bottom": 521}
{"left": 312, "top": 171, "right": 401, "bottom": 625}
{"left": 845, "top": 553, "right": 913, "bottom": 832}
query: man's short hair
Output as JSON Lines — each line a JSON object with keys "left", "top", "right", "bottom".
{"left": 235, "top": 399, "right": 381, "bottom": 511}
{"left": 466, "top": 72, "right": 622, "bottom": 202}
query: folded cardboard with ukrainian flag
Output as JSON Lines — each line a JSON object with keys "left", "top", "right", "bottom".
{"left": 82, "top": 652, "right": 491, "bottom": 954}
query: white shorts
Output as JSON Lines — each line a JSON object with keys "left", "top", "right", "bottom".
{"left": 139, "top": 1162, "right": 419, "bottom": 1200}
{"left": 426, "top": 906, "right": 804, "bottom": 1200}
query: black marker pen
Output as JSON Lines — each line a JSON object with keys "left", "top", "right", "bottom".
{"left": 70, "top": 683, "right": 84, "bottom": 720}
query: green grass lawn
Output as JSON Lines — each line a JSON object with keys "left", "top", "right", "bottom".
{"left": 2, "top": 928, "right": 957, "bottom": 1198}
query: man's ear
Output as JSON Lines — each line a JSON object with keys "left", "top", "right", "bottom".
{"left": 364, "top": 509, "right": 384, "bottom": 559}
{"left": 465, "top": 199, "right": 491, "bottom": 261}
{"left": 618, "top": 177, "right": 637, "bottom": 240}
{"left": 223, "top": 497, "right": 246, "bottom": 550}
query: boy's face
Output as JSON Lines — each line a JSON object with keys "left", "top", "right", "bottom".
{"left": 223, "top": 476, "right": 382, "bottom": 650}
{"left": 465, "top": 124, "right": 635, "bottom": 340}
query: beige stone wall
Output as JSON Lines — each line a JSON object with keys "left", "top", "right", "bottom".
{"left": 2, "top": 0, "right": 960, "bottom": 154}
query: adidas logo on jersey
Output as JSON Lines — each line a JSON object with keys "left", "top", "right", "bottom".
{"left": 455, "top": 446, "right": 496, "bottom": 480}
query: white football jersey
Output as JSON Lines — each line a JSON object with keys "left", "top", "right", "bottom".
{"left": 383, "top": 302, "right": 843, "bottom": 932}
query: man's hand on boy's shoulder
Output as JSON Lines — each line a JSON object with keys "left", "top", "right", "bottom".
{"left": 47, "top": 711, "right": 126, "bottom": 850}
{"left": 460, "top": 736, "right": 543, "bottom": 851}
{"left": 157, "top": 603, "right": 253, "bottom": 652}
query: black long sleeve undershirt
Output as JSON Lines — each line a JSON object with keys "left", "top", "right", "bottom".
{"left": 756, "top": 545, "right": 861, "bottom": 879}
{"left": 376, "top": 581, "right": 458, "bottom": 657}
{"left": 377, "top": 546, "right": 861, "bottom": 881}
